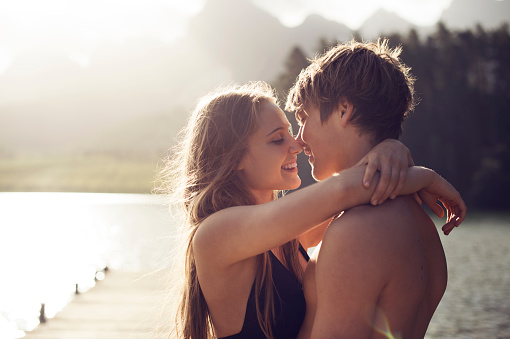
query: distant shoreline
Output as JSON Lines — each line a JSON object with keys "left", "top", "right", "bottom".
{"left": 0, "top": 153, "right": 159, "bottom": 194}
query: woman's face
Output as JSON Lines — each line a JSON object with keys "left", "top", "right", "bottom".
{"left": 237, "top": 101, "right": 303, "bottom": 203}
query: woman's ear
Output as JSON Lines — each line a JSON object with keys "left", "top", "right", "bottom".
{"left": 237, "top": 155, "right": 247, "bottom": 171}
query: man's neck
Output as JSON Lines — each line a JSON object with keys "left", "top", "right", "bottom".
{"left": 335, "top": 132, "right": 375, "bottom": 172}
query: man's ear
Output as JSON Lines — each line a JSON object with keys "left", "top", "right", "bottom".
{"left": 338, "top": 97, "right": 354, "bottom": 128}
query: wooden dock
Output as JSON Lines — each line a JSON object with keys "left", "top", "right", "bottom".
{"left": 24, "top": 270, "right": 172, "bottom": 339}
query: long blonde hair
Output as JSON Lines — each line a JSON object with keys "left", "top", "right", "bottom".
{"left": 158, "top": 82, "right": 303, "bottom": 338}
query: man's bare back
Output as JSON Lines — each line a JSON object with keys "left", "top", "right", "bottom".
{"left": 299, "top": 196, "right": 447, "bottom": 339}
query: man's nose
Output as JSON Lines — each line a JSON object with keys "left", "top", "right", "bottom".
{"left": 295, "top": 126, "right": 305, "bottom": 147}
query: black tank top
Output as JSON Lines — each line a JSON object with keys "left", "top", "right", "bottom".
{"left": 219, "top": 245, "right": 310, "bottom": 339}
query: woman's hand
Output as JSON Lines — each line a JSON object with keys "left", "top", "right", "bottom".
{"left": 354, "top": 139, "right": 414, "bottom": 205}
{"left": 417, "top": 173, "right": 467, "bottom": 235}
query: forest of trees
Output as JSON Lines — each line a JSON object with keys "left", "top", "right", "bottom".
{"left": 272, "top": 23, "right": 510, "bottom": 211}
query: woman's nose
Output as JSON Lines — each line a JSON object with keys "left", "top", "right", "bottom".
{"left": 290, "top": 137, "right": 303, "bottom": 154}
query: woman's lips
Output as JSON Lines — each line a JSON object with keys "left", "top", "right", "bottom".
{"left": 281, "top": 162, "right": 298, "bottom": 170}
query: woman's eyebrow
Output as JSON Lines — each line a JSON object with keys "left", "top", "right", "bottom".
{"left": 266, "top": 123, "right": 291, "bottom": 137}
{"left": 266, "top": 126, "right": 284, "bottom": 137}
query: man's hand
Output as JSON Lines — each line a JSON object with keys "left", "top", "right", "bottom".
{"left": 354, "top": 139, "right": 414, "bottom": 205}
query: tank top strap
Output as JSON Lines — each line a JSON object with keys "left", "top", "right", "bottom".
{"left": 298, "top": 243, "right": 310, "bottom": 262}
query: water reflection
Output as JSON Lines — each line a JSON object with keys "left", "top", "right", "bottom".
{"left": 1, "top": 193, "right": 509, "bottom": 338}
{"left": 0, "top": 192, "right": 174, "bottom": 338}
{"left": 427, "top": 213, "right": 510, "bottom": 338}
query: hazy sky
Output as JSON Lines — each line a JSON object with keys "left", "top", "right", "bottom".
{"left": 0, "top": 0, "right": 455, "bottom": 72}
{"left": 254, "top": 0, "right": 454, "bottom": 27}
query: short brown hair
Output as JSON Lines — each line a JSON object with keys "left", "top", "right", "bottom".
{"left": 286, "top": 39, "right": 416, "bottom": 144}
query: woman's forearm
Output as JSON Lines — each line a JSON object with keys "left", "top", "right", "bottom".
{"left": 331, "top": 166, "right": 434, "bottom": 209}
{"left": 241, "top": 166, "right": 433, "bottom": 239}
{"left": 397, "top": 166, "right": 435, "bottom": 196}
{"left": 205, "top": 166, "right": 372, "bottom": 259}
{"left": 197, "top": 165, "right": 439, "bottom": 263}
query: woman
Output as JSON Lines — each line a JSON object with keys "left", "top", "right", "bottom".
{"left": 160, "top": 81, "right": 465, "bottom": 339}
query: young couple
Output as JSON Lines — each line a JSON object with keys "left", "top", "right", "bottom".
{"left": 163, "top": 40, "right": 466, "bottom": 338}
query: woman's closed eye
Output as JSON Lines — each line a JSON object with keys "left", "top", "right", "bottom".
{"left": 272, "top": 138, "right": 285, "bottom": 145}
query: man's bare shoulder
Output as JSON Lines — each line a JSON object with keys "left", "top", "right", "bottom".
{"left": 314, "top": 197, "right": 442, "bottom": 338}
{"left": 312, "top": 199, "right": 415, "bottom": 334}
{"left": 322, "top": 197, "right": 417, "bottom": 256}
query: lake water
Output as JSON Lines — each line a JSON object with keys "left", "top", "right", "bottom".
{"left": 427, "top": 212, "right": 510, "bottom": 339}
{"left": 0, "top": 193, "right": 508, "bottom": 338}
{"left": 0, "top": 192, "right": 176, "bottom": 338}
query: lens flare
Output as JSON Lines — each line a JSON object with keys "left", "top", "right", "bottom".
{"left": 373, "top": 311, "right": 402, "bottom": 339}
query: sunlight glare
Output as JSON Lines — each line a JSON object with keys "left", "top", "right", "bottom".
{"left": 0, "top": 48, "right": 12, "bottom": 74}
{"left": 95, "top": 271, "right": 106, "bottom": 281}
{"left": 0, "top": 0, "right": 205, "bottom": 69}
{"left": 0, "top": 193, "right": 113, "bottom": 333}
{"left": 0, "top": 0, "right": 204, "bottom": 42}
{"left": 68, "top": 52, "right": 91, "bottom": 68}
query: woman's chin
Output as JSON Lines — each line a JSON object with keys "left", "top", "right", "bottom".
{"left": 287, "top": 178, "right": 302, "bottom": 190}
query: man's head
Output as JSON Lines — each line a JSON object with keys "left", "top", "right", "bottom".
{"left": 286, "top": 39, "right": 416, "bottom": 180}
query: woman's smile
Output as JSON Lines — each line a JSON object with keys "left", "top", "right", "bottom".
{"left": 282, "top": 162, "right": 298, "bottom": 171}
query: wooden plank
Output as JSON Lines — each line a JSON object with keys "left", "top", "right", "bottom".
{"left": 24, "top": 270, "right": 172, "bottom": 339}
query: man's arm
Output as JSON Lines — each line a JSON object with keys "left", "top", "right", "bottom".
{"left": 310, "top": 205, "right": 396, "bottom": 338}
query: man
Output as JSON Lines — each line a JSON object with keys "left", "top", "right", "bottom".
{"left": 286, "top": 40, "right": 449, "bottom": 338}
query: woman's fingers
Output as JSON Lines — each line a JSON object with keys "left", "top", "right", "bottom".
{"left": 438, "top": 195, "right": 467, "bottom": 233}
{"left": 418, "top": 190, "right": 444, "bottom": 218}
{"left": 362, "top": 159, "right": 378, "bottom": 188}
{"left": 377, "top": 167, "right": 400, "bottom": 204}
{"left": 455, "top": 200, "right": 467, "bottom": 226}
{"left": 371, "top": 160, "right": 391, "bottom": 205}
{"left": 442, "top": 220, "right": 456, "bottom": 235}
{"left": 390, "top": 167, "right": 407, "bottom": 200}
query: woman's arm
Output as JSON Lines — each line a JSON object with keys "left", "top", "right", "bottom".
{"left": 299, "top": 152, "right": 428, "bottom": 249}
{"left": 299, "top": 139, "right": 412, "bottom": 249}
{"left": 415, "top": 169, "right": 467, "bottom": 235}
{"left": 194, "top": 164, "right": 467, "bottom": 267}
{"left": 194, "top": 167, "right": 368, "bottom": 267}
{"left": 297, "top": 165, "right": 467, "bottom": 250}
{"left": 354, "top": 139, "right": 414, "bottom": 205}
{"left": 355, "top": 140, "right": 466, "bottom": 234}
{"left": 371, "top": 166, "right": 466, "bottom": 234}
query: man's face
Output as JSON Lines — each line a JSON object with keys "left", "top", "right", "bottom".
{"left": 295, "top": 104, "right": 344, "bottom": 181}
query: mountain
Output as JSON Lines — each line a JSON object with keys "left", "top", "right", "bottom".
{"left": 0, "top": 0, "right": 356, "bottom": 155}
{"left": 1, "top": 0, "right": 507, "bottom": 156}
{"left": 187, "top": 0, "right": 291, "bottom": 83}
{"left": 290, "top": 14, "right": 352, "bottom": 55}
{"left": 180, "top": 0, "right": 355, "bottom": 82}
{"left": 0, "top": 40, "right": 192, "bottom": 154}
{"left": 358, "top": 9, "right": 439, "bottom": 39}
{"left": 441, "top": 0, "right": 510, "bottom": 30}
{"left": 359, "top": 9, "right": 419, "bottom": 39}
